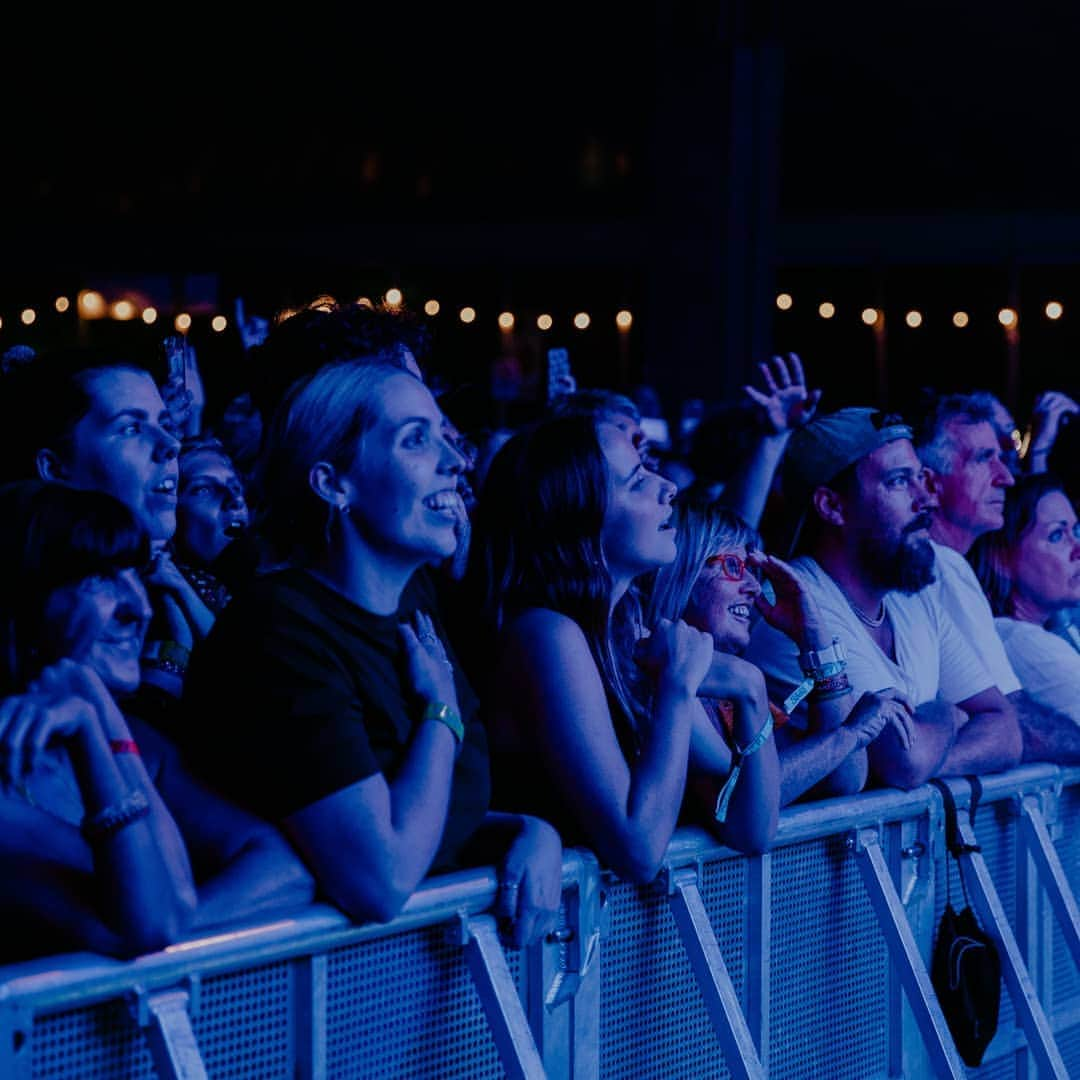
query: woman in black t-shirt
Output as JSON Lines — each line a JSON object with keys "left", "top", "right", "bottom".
{"left": 183, "top": 360, "right": 562, "bottom": 944}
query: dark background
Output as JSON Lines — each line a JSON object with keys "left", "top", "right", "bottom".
{"left": 3, "top": 1, "right": 1079, "bottom": 424}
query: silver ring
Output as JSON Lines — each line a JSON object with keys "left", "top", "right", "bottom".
{"left": 499, "top": 880, "right": 520, "bottom": 892}
{"left": 419, "top": 633, "right": 438, "bottom": 646}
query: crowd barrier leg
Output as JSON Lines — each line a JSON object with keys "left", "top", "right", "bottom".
{"left": 948, "top": 782, "right": 1070, "bottom": 1079}
{"left": 458, "top": 914, "right": 547, "bottom": 1080}
{"left": 665, "top": 864, "right": 765, "bottom": 1080}
{"left": 1016, "top": 792, "right": 1080, "bottom": 972}
{"left": 130, "top": 983, "right": 208, "bottom": 1080}
{"left": 849, "top": 826, "right": 966, "bottom": 1079}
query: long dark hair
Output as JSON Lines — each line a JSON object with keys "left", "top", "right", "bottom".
{"left": 468, "top": 414, "right": 647, "bottom": 739}
{"left": 0, "top": 481, "right": 149, "bottom": 692}
{"left": 969, "top": 472, "right": 1068, "bottom": 617}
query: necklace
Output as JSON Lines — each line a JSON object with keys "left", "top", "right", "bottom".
{"left": 847, "top": 595, "right": 887, "bottom": 629}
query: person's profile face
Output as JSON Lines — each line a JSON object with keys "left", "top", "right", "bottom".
{"left": 1012, "top": 490, "right": 1080, "bottom": 618}
{"left": 63, "top": 369, "right": 180, "bottom": 543}
{"left": 934, "top": 420, "right": 1014, "bottom": 542}
{"left": 41, "top": 567, "right": 152, "bottom": 694}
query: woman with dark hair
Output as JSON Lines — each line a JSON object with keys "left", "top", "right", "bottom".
{"left": 648, "top": 496, "right": 917, "bottom": 806}
{"left": 970, "top": 473, "right": 1080, "bottom": 724}
{"left": 0, "top": 481, "right": 313, "bottom": 961}
{"left": 181, "top": 360, "right": 562, "bottom": 943}
{"left": 468, "top": 414, "right": 777, "bottom": 884}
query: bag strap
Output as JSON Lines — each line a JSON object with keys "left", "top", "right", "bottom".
{"left": 931, "top": 776, "right": 983, "bottom": 911}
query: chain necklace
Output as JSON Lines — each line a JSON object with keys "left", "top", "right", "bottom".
{"left": 847, "top": 595, "right": 887, "bottom": 629}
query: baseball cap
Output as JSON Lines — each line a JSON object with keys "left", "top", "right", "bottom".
{"left": 780, "top": 407, "right": 913, "bottom": 554}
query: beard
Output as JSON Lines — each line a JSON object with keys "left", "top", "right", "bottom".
{"left": 860, "top": 514, "right": 937, "bottom": 594}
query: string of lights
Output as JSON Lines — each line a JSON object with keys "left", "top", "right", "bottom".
{"left": 775, "top": 292, "right": 1064, "bottom": 329}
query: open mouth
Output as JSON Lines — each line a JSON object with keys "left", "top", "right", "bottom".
{"left": 728, "top": 604, "right": 752, "bottom": 620}
{"left": 151, "top": 477, "right": 178, "bottom": 498}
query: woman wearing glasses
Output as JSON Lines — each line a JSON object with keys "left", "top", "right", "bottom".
{"left": 469, "top": 415, "right": 779, "bottom": 882}
{"left": 647, "top": 495, "right": 916, "bottom": 806}
{"left": 970, "top": 474, "right": 1080, "bottom": 727}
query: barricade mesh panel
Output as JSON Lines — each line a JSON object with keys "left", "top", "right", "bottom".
{"left": 324, "top": 922, "right": 521, "bottom": 1079}
{"left": 969, "top": 1049, "right": 1026, "bottom": 1080}
{"left": 769, "top": 835, "right": 888, "bottom": 1079}
{"left": 31, "top": 1000, "right": 155, "bottom": 1079}
{"left": 1054, "top": 784, "right": 1080, "bottom": 1007}
{"left": 191, "top": 961, "right": 292, "bottom": 1078}
{"left": 1057, "top": 1020, "right": 1080, "bottom": 1075}
{"left": 599, "top": 857, "right": 746, "bottom": 1080}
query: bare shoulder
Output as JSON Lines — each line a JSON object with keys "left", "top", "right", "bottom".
{"left": 503, "top": 608, "right": 590, "bottom": 658}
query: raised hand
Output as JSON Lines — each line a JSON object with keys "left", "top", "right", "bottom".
{"left": 234, "top": 297, "right": 270, "bottom": 352}
{"left": 398, "top": 610, "right": 460, "bottom": 710}
{"left": 743, "top": 352, "right": 822, "bottom": 435}
{"left": 1028, "top": 389, "right": 1079, "bottom": 466}
{"left": 749, "top": 550, "right": 828, "bottom": 648}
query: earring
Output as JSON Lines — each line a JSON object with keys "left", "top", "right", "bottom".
{"left": 339, "top": 502, "right": 351, "bottom": 516}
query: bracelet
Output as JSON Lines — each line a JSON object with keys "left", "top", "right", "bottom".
{"left": 423, "top": 701, "right": 464, "bottom": 745}
{"left": 809, "top": 672, "right": 852, "bottom": 700}
{"left": 782, "top": 677, "right": 815, "bottom": 715}
{"left": 108, "top": 739, "right": 141, "bottom": 755}
{"left": 714, "top": 710, "right": 774, "bottom": 824}
{"left": 81, "top": 790, "right": 151, "bottom": 843}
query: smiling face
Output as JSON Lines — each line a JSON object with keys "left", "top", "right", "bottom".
{"left": 933, "top": 419, "right": 1015, "bottom": 548}
{"left": 1010, "top": 490, "right": 1080, "bottom": 622}
{"left": 341, "top": 371, "right": 466, "bottom": 566}
{"left": 683, "top": 544, "right": 762, "bottom": 653}
{"left": 597, "top": 421, "right": 677, "bottom": 584}
{"left": 177, "top": 450, "right": 249, "bottom": 564}
{"left": 60, "top": 368, "right": 180, "bottom": 543}
{"left": 41, "top": 568, "right": 153, "bottom": 694}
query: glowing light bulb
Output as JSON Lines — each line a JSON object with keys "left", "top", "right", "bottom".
{"left": 459, "top": 306, "right": 476, "bottom": 324}
{"left": 998, "top": 307, "right": 1017, "bottom": 328}
{"left": 498, "top": 311, "right": 515, "bottom": 330}
{"left": 211, "top": 315, "right": 228, "bottom": 332}
{"left": 175, "top": 313, "right": 192, "bottom": 332}
{"left": 905, "top": 310, "right": 923, "bottom": 328}
{"left": 776, "top": 293, "right": 793, "bottom": 311}
{"left": 78, "top": 290, "right": 106, "bottom": 319}
{"left": 55, "top": 296, "right": 70, "bottom": 313}
{"left": 573, "top": 312, "right": 591, "bottom": 330}
{"left": 110, "top": 300, "right": 136, "bottom": 321}
{"left": 142, "top": 307, "right": 158, "bottom": 325}
{"left": 423, "top": 299, "right": 440, "bottom": 316}
{"left": 615, "top": 309, "right": 633, "bottom": 329}
{"left": 861, "top": 307, "right": 878, "bottom": 326}
{"left": 537, "top": 313, "right": 553, "bottom": 331}
{"left": 952, "top": 311, "right": 969, "bottom": 328}
{"left": 1046, "top": 301, "right": 1063, "bottom": 320}
{"left": 20, "top": 308, "right": 36, "bottom": 326}
{"left": 818, "top": 302, "right": 835, "bottom": 319}
{"left": 384, "top": 288, "right": 403, "bottom": 307}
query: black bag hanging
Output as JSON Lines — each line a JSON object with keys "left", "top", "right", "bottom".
{"left": 929, "top": 777, "right": 1002, "bottom": 1067}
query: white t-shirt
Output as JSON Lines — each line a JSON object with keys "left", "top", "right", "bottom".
{"left": 928, "top": 540, "right": 1021, "bottom": 696}
{"left": 744, "top": 556, "right": 995, "bottom": 726}
{"left": 994, "top": 617, "right": 1080, "bottom": 724}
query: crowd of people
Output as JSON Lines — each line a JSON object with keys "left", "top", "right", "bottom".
{"left": 0, "top": 296, "right": 1077, "bottom": 965}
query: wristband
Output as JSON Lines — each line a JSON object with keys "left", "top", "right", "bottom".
{"left": 81, "top": 790, "right": 150, "bottom": 843}
{"left": 809, "top": 672, "right": 851, "bottom": 701}
{"left": 799, "top": 637, "right": 846, "bottom": 680}
{"left": 423, "top": 701, "right": 464, "bottom": 745}
{"left": 714, "top": 711, "right": 774, "bottom": 824}
{"left": 142, "top": 639, "right": 191, "bottom": 677}
{"left": 109, "top": 739, "right": 141, "bottom": 755}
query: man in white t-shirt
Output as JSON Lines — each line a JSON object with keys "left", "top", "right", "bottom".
{"left": 747, "top": 407, "right": 1022, "bottom": 790}
{"left": 914, "top": 392, "right": 1080, "bottom": 761}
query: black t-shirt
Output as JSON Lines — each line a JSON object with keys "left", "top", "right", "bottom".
{"left": 180, "top": 566, "right": 490, "bottom": 873}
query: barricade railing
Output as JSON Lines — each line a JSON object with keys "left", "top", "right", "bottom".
{"left": 1, "top": 766, "right": 1079, "bottom": 1079}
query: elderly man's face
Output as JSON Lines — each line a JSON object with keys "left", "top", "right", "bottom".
{"left": 846, "top": 438, "right": 938, "bottom": 593}
{"left": 932, "top": 420, "right": 1014, "bottom": 542}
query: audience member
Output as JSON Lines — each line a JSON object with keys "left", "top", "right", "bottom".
{"left": 467, "top": 414, "right": 778, "bottom": 882}
{"left": 970, "top": 474, "right": 1080, "bottom": 734}
{"left": 745, "top": 406, "right": 1022, "bottom": 789}
{"left": 0, "top": 482, "right": 313, "bottom": 961}
{"left": 647, "top": 497, "right": 915, "bottom": 804}
{"left": 181, "top": 360, "right": 562, "bottom": 941}
{"left": 915, "top": 393, "right": 1080, "bottom": 762}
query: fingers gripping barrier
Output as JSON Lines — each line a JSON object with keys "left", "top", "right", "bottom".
{"left": 2, "top": 767, "right": 1080, "bottom": 1078}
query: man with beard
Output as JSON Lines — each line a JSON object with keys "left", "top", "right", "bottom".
{"left": 746, "top": 407, "right": 1022, "bottom": 790}
{"left": 915, "top": 393, "right": 1080, "bottom": 762}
